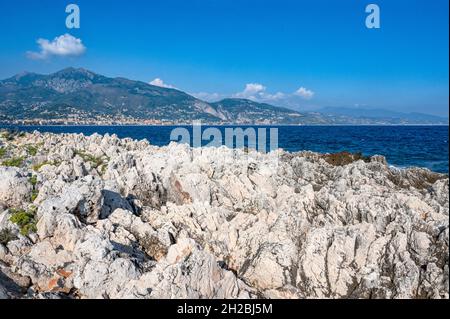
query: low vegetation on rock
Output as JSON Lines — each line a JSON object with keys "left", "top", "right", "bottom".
{"left": 0, "top": 228, "right": 17, "bottom": 245}
{"left": 0, "top": 131, "right": 448, "bottom": 299}
{"left": 74, "top": 149, "right": 108, "bottom": 169}
{"left": 1, "top": 157, "right": 24, "bottom": 168}
{"left": 322, "top": 151, "right": 371, "bottom": 166}
{"left": 9, "top": 207, "right": 37, "bottom": 236}
{"left": 32, "top": 160, "right": 60, "bottom": 172}
{"left": 26, "top": 145, "right": 39, "bottom": 156}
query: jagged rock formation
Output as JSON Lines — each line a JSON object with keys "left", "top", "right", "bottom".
{"left": 0, "top": 131, "right": 448, "bottom": 299}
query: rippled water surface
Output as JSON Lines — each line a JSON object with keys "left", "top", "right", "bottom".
{"left": 2, "top": 125, "right": 448, "bottom": 173}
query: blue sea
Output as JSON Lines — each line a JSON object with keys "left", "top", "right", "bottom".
{"left": 2, "top": 125, "right": 448, "bottom": 174}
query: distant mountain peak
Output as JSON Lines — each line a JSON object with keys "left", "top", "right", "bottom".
{"left": 54, "top": 67, "right": 93, "bottom": 74}
{"left": 215, "top": 98, "right": 268, "bottom": 106}
{"left": 318, "top": 106, "right": 448, "bottom": 123}
{"left": 0, "top": 68, "right": 448, "bottom": 125}
{"left": 50, "top": 67, "right": 99, "bottom": 80}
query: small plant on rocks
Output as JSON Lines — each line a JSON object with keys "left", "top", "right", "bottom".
{"left": 9, "top": 207, "right": 38, "bottom": 236}
{"left": 0, "top": 228, "right": 18, "bottom": 245}
{"left": 2, "top": 156, "right": 24, "bottom": 167}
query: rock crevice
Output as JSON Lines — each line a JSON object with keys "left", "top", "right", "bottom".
{"left": 0, "top": 131, "right": 448, "bottom": 299}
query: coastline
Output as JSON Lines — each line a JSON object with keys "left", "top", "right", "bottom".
{"left": 1, "top": 123, "right": 449, "bottom": 127}
{"left": 1, "top": 125, "right": 448, "bottom": 174}
{"left": 0, "top": 131, "right": 449, "bottom": 299}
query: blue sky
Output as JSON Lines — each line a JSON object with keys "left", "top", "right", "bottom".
{"left": 0, "top": 0, "right": 448, "bottom": 116}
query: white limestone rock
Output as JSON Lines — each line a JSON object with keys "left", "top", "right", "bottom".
{"left": 0, "top": 167, "right": 32, "bottom": 208}
{"left": 0, "top": 131, "right": 448, "bottom": 299}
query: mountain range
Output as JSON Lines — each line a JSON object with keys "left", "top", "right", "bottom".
{"left": 0, "top": 68, "right": 448, "bottom": 125}
{"left": 317, "top": 107, "right": 448, "bottom": 125}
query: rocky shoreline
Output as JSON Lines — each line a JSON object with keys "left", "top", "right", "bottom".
{"left": 0, "top": 130, "right": 448, "bottom": 299}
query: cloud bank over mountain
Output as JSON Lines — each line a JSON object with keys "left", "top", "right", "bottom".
{"left": 190, "top": 82, "right": 315, "bottom": 106}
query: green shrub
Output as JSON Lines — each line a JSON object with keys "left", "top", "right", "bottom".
{"left": 31, "top": 191, "right": 38, "bottom": 202}
{"left": 2, "top": 157, "right": 24, "bottom": 167}
{"left": 74, "top": 150, "right": 106, "bottom": 169}
{"left": 322, "top": 151, "right": 371, "bottom": 167}
{"left": 0, "top": 147, "right": 6, "bottom": 158}
{"left": 100, "top": 163, "right": 108, "bottom": 176}
{"left": 29, "top": 175, "right": 38, "bottom": 187}
{"left": 0, "top": 228, "right": 18, "bottom": 245}
{"left": 9, "top": 207, "right": 37, "bottom": 236}
{"left": 28, "top": 175, "right": 39, "bottom": 202}
{"left": 26, "top": 145, "right": 39, "bottom": 156}
{"left": 20, "top": 223, "right": 37, "bottom": 237}
{"left": 32, "top": 160, "right": 60, "bottom": 172}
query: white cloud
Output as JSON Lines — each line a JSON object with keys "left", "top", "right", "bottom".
{"left": 242, "top": 83, "right": 266, "bottom": 96}
{"left": 191, "top": 83, "right": 315, "bottom": 106}
{"left": 263, "top": 91, "right": 286, "bottom": 101}
{"left": 294, "top": 87, "right": 315, "bottom": 100}
{"left": 149, "top": 78, "right": 176, "bottom": 89}
{"left": 190, "top": 83, "right": 284, "bottom": 103}
{"left": 232, "top": 83, "right": 288, "bottom": 103}
{"left": 234, "top": 83, "right": 266, "bottom": 99}
{"left": 27, "top": 34, "right": 86, "bottom": 60}
{"left": 161, "top": 81, "right": 315, "bottom": 109}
